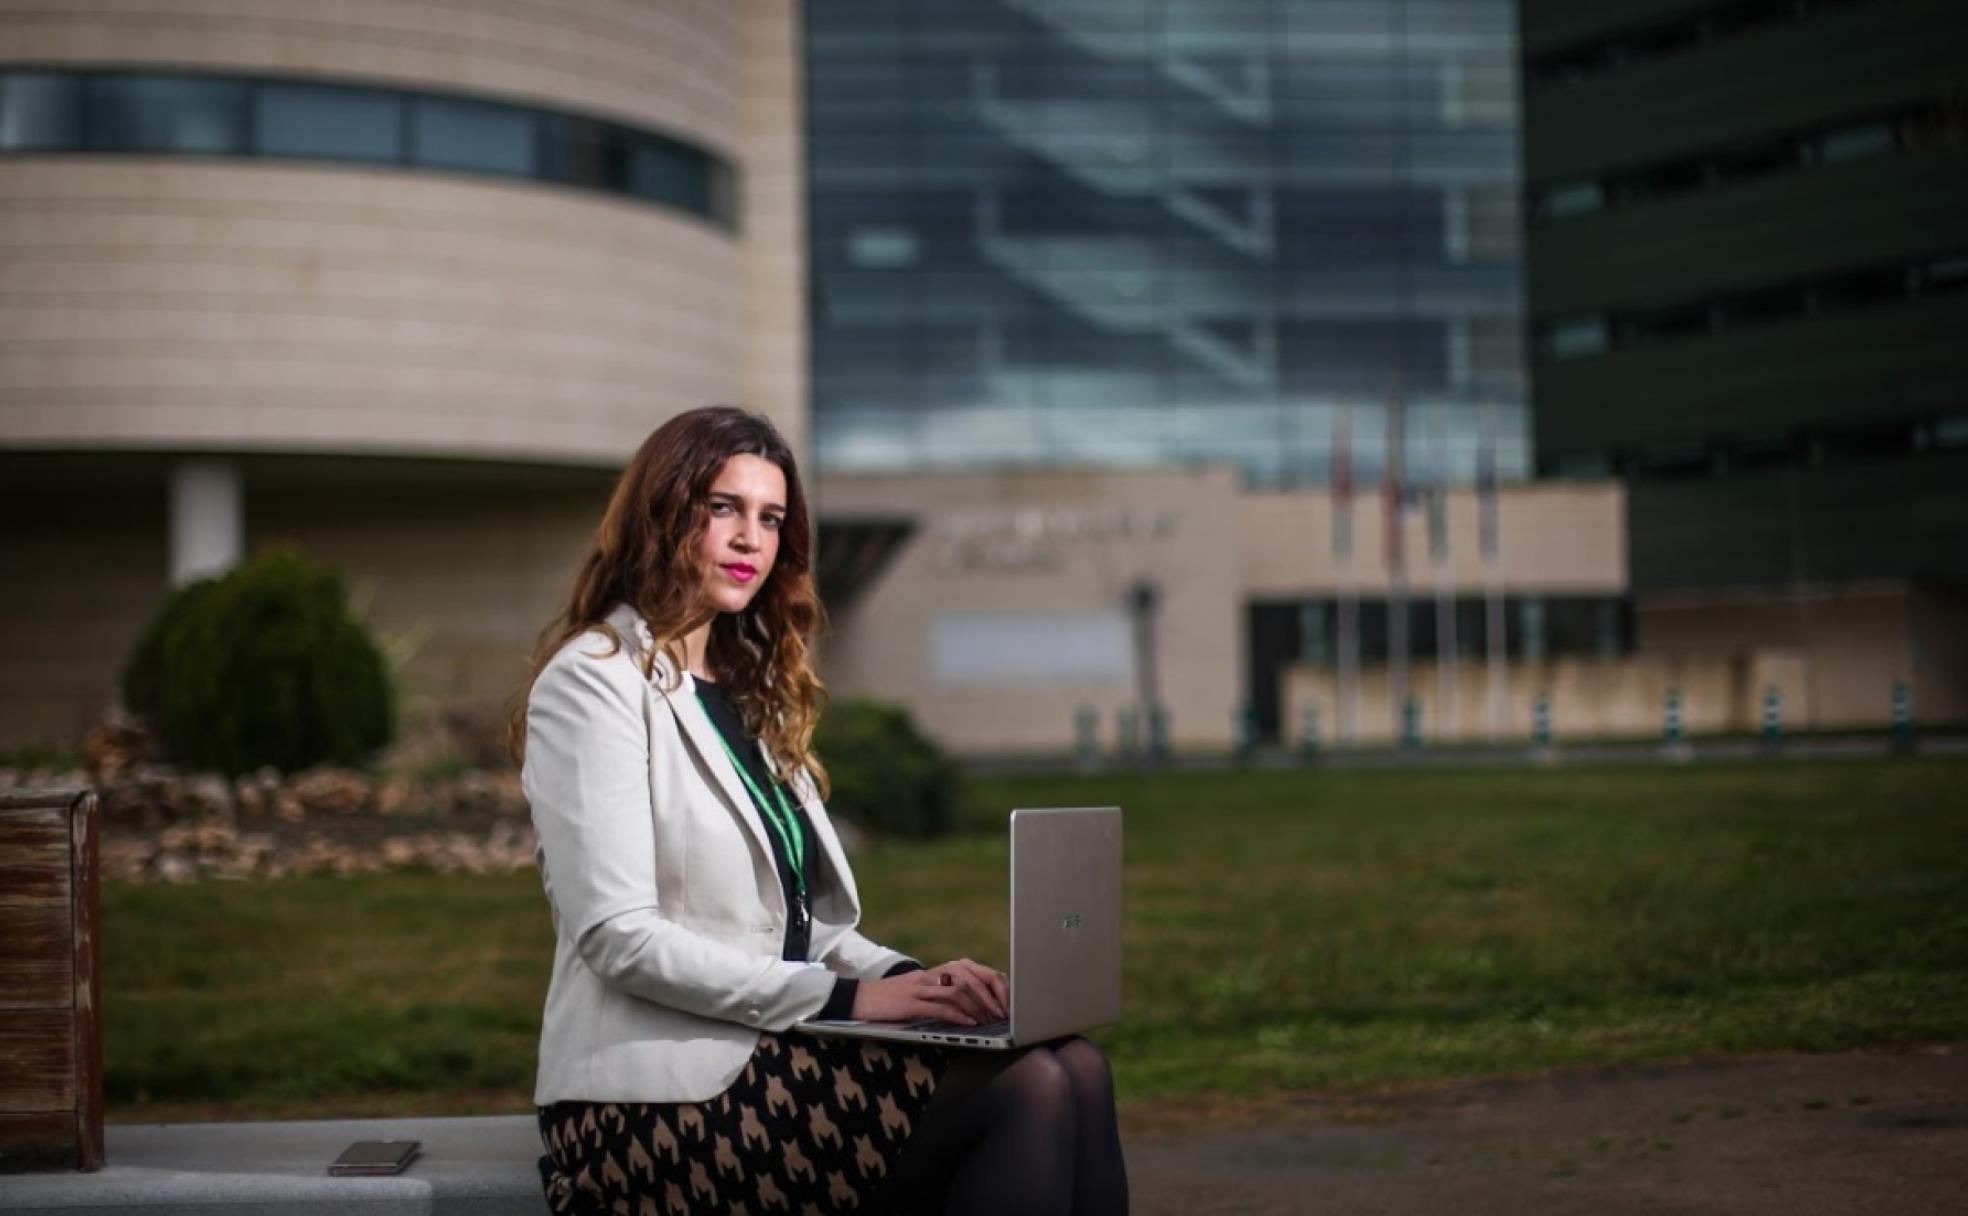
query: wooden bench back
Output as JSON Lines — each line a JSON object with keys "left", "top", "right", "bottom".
{"left": 0, "top": 787, "right": 104, "bottom": 1172}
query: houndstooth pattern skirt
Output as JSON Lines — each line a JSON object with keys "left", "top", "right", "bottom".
{"left": 537, "top": 1030, "right": 948, "bottom": 1215}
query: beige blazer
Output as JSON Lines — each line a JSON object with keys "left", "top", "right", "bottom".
{"left": 523, "top": 602, "right": 912, "bottom": 1104}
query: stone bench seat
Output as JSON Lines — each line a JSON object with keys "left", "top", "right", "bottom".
{"left": 0, "top": 1116, "right": 546, "bottom": 1215}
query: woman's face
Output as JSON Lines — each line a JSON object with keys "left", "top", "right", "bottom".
{"left": 695, "top": 453, "right": 787, "bottom": 616}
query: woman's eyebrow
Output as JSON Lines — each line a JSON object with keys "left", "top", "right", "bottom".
{"left": 707, "top": 490, "right": 787, "bottom": 512}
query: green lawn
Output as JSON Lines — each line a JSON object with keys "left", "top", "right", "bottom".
{"left": 101, "top": 761, "right": 1968, "bottom": 1122}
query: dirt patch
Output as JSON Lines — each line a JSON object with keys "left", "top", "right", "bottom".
{"left": 1124, "top": 1044, "right": 1968, "bottom": 1215}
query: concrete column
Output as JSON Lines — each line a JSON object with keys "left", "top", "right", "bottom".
{"left": 168, "top": 459, "right": 243, "bottom": 586}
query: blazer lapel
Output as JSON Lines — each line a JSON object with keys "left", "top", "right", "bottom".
{"left": 606, "top": 603, "right": 778, "bottom": 871}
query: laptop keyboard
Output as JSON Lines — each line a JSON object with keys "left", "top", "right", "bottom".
{"left": 900, "top": 1017, "right": 1011, "bottom": 1037}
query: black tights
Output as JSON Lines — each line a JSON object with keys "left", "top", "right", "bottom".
{"left": 877, "top": 1037, "right": 1128, "bottom": 1216}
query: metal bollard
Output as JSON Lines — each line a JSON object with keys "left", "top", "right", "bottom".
{"left": 1299, "top": 703, "right": 1321, "bottom": 760}
{"left": 1117, "top": 706, "right": 1139, "bottom": 761}
{"left": 1148, "top": 705, "right": 1171, "bottom": 764}
{"left": 1400, "top": 696, "right": 1422, "bottom": 750}
{"left": 1761, "top": 686, "right": 1782, "bottom": 747}
{"left": 1074, "top": 705, "right": 1098, "bottom": 767}
{"left": 1234, "top": 703, "right": 1257, "bottom": 762}
{"left": 1891, "top": 680, "right": 1915, "bottom": 753}
{"left": 1664, "top": 687, "right": 1684, "bottom": 748}
{"left": 1533, "top": 693, "right": 1552, "bottom": 750}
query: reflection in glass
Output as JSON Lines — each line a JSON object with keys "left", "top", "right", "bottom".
{"left": 629, "top": 140, "right": 711, "bottom": 214}
{"left": 0, "top": 68, "right": 735, "bottom": 227}
{"left": 258, "top": 83, "right": 402, "bottom": 162}
{"left": 0, "top": 73, "right": 79, "bottom": 150}
{"left": 806, "top": 0, "right": 1531, "bottom": 485}
{"left": 413, "top": 98, "right": 534, "bottom": 175}
{"left": 88, "top": 75, "right": 246, "bottom": 153}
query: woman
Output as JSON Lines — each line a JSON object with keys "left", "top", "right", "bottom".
{"left": 513, "top": 406, "right": 1128, "bottom": 1215}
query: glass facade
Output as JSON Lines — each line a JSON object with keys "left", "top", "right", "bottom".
{"left": 806, "top": 0, "right": 1531, "bottom": 486}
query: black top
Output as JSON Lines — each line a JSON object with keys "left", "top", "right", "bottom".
{"left": 691, "top": 678, "right": 817, "bottom": 953}
{"left": 693, "top": 678, "right": 914, "bottom": 1020}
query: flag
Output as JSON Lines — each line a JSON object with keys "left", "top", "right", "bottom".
{"left": 1428, "top": 478, "right": 1448, "bottom": 565}
{"left": 1428, "top": 412, "right": 1449, "bottom": 565}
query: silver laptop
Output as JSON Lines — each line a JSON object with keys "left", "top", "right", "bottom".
{"left": 797, "top": 805, "right": 1122, "bottom": 1050}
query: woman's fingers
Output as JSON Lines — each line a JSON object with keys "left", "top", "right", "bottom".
{"left": 953, "top": 970, "right": 1000, "bottom": 1021}
{"left": 929, "top": 960, "right": 1006, "bottom": 1021}
{"left": 949, "top": 958, "right": 1007, "bottom": 1019}
{"left": 913, "top": 982, "right": 975, "bottom": 1025}
{"left": 956, "top": 956, "right": 1007, "bottom": 1015}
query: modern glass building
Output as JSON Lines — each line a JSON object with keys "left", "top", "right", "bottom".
{"left": 805, "top": 0, "right": 1530, "bottom": 488}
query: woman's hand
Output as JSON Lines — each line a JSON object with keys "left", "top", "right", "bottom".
{"left": 850, "top": 959, "right": 1009, "bottom": 1025}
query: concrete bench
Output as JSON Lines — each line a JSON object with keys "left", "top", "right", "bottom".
{"left": 0, "top": 1115, "right": 547, "bottom": 1214}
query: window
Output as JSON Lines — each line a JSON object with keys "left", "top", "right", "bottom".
{"left": 0, "top": 72, "right": 78, "bottom": 150}
{"left": 0, "top": 68, "right": 735, "bottom": 225}
{"left": 258, "top": 83, "right": 402, "bottom": 162}
{"left": 1815, "top": 121, "right": 1894, "bottom": 165}
{"left": 412, "top": 97, "right": 534, "bottom": 175}
{"left": 628, "top": 139, "right": 701, "bottom": 211}
{"left": 536, "top": 113, "right": 624, "bottom": 191}
{"left": 87, "top": 75, "right": 246, "bottom": 153}
{"left": 1543, "top": 317, "right": 1610, "bottom": 359}
{"left": 1536, "top": 180, "right": 1604, "bottom": 220}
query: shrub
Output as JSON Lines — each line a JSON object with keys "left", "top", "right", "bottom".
{"left": 122, "top": 547, "right": 395, "bottom": 776}
{"left": 814, "top": 698, "right": 956, "bottom": 839}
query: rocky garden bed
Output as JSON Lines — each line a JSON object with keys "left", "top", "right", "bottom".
{"left": 0, "top": 752, "right": 536, "bottom": 884}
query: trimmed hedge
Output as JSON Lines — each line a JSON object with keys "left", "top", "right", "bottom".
{"left": 122, "top": 547, "right": 395, "bottom": 776}
{"left": 814, "top": 699, "right": 956, "bottom": 840}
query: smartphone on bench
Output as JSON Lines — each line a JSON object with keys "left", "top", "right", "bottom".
{"left": 329, "top": 1140, "right": 421, "bottom": 1176}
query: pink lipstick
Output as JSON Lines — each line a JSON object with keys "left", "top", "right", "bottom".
{"left": 722, "top": 563, "right": 757, "bottom": 583}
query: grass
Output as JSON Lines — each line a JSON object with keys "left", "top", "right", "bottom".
{"left": 101, "top": 760, "right": 1968, "bottom": 1122}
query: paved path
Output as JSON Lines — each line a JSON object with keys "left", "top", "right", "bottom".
{"left": 1127, "top": 1045, "right": 1968, "bottom": 1215}
{"left": 7, "top": 1047, "right": 1960, "bottom": 1213}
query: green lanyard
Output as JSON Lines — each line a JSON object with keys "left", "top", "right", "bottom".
{"left": 697, "top": 689, "right": 807, "bottom": 895}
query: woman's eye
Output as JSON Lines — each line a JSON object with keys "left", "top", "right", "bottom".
{"left": 708, "top": 501, "right": 734, "bottom": 516}
{"left": 763, "top": 514, "right": 783, "bottom": 529}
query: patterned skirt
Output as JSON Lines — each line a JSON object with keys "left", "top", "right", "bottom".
{"left": 537, "top": 1030, "right": 948, "bottom": 1215}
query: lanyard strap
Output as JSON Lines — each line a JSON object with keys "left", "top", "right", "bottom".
{"left": 697, "top": 691, "right": 807, "bottom": 891}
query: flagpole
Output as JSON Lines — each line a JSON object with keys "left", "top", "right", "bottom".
{"left": 1386, "top": 378, "right": 1408, "bottom": 745}
{"left": 1479, "top": 397, "right": 1505, "bottom": 741}
{"left": 1431, "top": 408, "right": 1456, "bottom": 741}
{"left": 1334, "top": 403, "right": 1358, "bottom": 748}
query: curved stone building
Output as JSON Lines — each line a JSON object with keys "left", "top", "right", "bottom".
{"left": 0, "top": 1, "right": 808, "bottom": 750}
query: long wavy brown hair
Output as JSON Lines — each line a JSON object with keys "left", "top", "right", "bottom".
{"left": 508, "top": 406, "right": 828, "bottom": 793}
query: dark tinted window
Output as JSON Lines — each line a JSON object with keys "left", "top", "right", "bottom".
{"left": 412, "top": 97, "right": 534, "bottom": 175}
{"left": 258, "top": 83, "right": 402, "bottom": 161}
{"left": 0, "top": 68, "right": 733, "bottom": 227}
{"left": 88, "top": 75, "right": 247, "bottom": 153}
{"left": 0, "top": 72, "right": 79, "bottom": 150}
